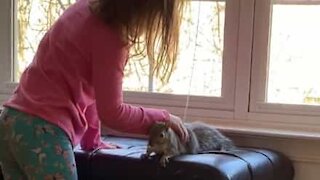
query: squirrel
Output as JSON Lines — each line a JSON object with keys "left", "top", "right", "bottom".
{"left": 144, "top": 121, "right": 235, "bottom": 167}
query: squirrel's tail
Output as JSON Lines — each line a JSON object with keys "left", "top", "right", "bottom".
{"left": 220, "top": 139, "right": 236, "bottom": 151}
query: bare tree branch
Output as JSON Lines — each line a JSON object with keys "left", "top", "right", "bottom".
{"left": 57, "top": 0, "right": 66, "bottom": 11}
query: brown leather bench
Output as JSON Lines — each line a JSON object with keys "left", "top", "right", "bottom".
{"left": 0, "top": 136, "right": 294, "bottom": 180}
{"left": 74, "top": 136, "right": 294, "bottom": 180}
{"left": 0, "top": 108, "right": 294, "bottom": 180}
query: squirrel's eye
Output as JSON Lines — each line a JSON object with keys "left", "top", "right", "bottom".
{"left": 160, "top": 132, "right": 165, "bottom": 138}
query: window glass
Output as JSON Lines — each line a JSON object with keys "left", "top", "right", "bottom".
{"left": 16, "top": 0, "right": 226, "bottom": 97}
{"left": 267, "top": 2, "right": 320, "bottom": 105}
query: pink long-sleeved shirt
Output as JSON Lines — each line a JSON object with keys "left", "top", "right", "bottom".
{"left": 3, "top": 0, "right": 170, "bottom": 150}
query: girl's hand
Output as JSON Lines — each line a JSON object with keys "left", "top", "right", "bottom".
{"left": 167, "top": 114, "right": 189, "bottom": 143}
{"left": 99, "top": 142, "right": 121, "bottom": 149}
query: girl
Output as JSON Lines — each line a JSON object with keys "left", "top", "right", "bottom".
{"left": 0, "top": 0, "right": 188, "bottom": 179}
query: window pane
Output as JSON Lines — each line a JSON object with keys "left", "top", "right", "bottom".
{"left": 16, "top": 0, "right": 75, "bottom": 81}
{"left": 124, "top": 1, "right": 225, "bottom": 97}
{"left": 267, "top": 2, "right": 320, "bottom": 105}
{"left": 16, "top": 0, "right": 225, "bottom": 97}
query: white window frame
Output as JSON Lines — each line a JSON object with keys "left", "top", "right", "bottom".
{"left": 250, "top": 0, "right": 320, "bottom": 125}
{"left": 0, "top": 0, "right": 13, "bottom": 84}
{"left": 0, "top": 0, "right": 14, "bottom": 104}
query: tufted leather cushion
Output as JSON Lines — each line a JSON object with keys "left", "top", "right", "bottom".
{"left": 74, "top": 136, "right": 294, "bottom": 180}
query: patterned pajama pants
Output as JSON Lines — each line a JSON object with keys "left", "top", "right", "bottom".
{"left": 0, "top": 107, "right": 77, "bottom": 180}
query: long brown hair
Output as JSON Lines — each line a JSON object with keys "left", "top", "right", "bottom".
{"left": 90, "top": 0, "right": 186, "bottom": 83}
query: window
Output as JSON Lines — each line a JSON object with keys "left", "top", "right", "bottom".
{"left": 124, "top": 1, "right": 226, "bottom": 97}
{"left": 1, "top": 0, "right": 320, "bottom": 133}
{"left": 15, "top": 1, "right": 228, "bottom": 98}
{"left": 123, "top": 0, "right": 240, "bottom": 113}
{"left": 251, "top": 0, "right": 320, "bottom": 117}
{"left": 268, "top": 2, "right": 320, "bottom": 105}
{"left": 12, "top": 0, "right": 240, "bottom": 116}
{"left": 15, "top": 0, "right": 76, "bottom": 80}
{"left": 15, "top": 0, "right": 230, "bottom": 96}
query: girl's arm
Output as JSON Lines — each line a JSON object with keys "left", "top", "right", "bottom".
{"left": 80, "top": 103, "right": 119, "bottom": 150}
{"left": 91, "top": 26, "right": 170, "bottom": 136}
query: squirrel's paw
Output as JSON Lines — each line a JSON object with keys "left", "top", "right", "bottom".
{"left": 140, "top": 153, "right": 150, "bottom": 159}
{"left": 160, "top": 155, "right": 170, "bottom": 167}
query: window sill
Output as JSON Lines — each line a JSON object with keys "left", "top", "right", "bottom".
{"left": 206, "top": 118, "right": 320, "bottom": 141}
